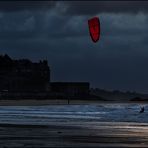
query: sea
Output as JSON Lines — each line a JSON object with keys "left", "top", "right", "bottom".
{"left": 0, "top": 103, "right": 147, "bottom": 125}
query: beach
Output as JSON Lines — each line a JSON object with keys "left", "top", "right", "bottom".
{"left": 0, "top": 99, "right": 111, "bottom": 106}
{"left": 0, "top": 103, "right": 147, "bottom": 147}
{"left": 0, "top": 99, "right": 143, "bottom": 106}
{"left": 0, "top": 122, "right": 148, "bottom": 147}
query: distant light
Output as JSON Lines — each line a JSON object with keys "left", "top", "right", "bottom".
{"left": 88, "top": 17, "right": 100, "bottom": 43}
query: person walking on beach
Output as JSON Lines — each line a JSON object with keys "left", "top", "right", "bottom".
{"left": 68, "top": 98, "right": 70, "bottom": 105}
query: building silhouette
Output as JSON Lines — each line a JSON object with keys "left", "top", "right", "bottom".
{"left": 0, "top": 54, "right": 50, "bottom": 92}
{"left": 51, "top": 82, "right": 90, "bottom": 98}
{"left": 0, "top": 54, "right": 90, "bottom": 99}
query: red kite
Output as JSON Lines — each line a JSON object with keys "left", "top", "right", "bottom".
{"left": 88, "top": 17, "right": 100, "bottom": 43}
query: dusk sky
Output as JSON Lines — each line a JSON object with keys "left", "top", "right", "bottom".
{"left": 1, "top": 1, "right": 148, "bottom": 93}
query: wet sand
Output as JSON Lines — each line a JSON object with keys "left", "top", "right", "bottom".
{"left": 0, "top": 99, "right": 145, "bottom": 106}
{"left": 0, "top": 122, "right": 148, "bottom": 147}
{"left": 0, "top": 99, "right": 106, "bottom": 106}
{"left": 0, "top": 99, "right": 110, "bottom": 106}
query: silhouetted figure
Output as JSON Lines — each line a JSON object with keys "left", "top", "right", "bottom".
{"left": 68, "top": 98, "right": 70, "bottom": 105}
{"left": 139, "top": 106, "right": 144, "bottom": 113}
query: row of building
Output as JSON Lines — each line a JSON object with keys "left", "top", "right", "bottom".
{"left": 0, "top": 54, "right": 90, "bottom": 98}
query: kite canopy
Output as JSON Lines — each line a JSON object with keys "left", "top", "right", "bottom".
{"left": 88, "top": 17, "right": 100, "bottom": 43}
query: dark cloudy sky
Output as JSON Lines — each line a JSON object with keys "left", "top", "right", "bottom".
{"left": 1, "top": 1, "right": 148, "bottom": 93}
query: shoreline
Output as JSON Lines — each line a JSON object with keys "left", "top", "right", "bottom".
{"left": 0, "top": 99, "right": 146, "bottom": 106}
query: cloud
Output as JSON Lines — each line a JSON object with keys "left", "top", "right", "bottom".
{"left": 1, "top": 1, "right": 148, "bottom": 15}
{"left": 0, "top": 1, "right": 56, "bottom": 12}
{"left": 63, "top": 1, "right": 148, "bottom": 15}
